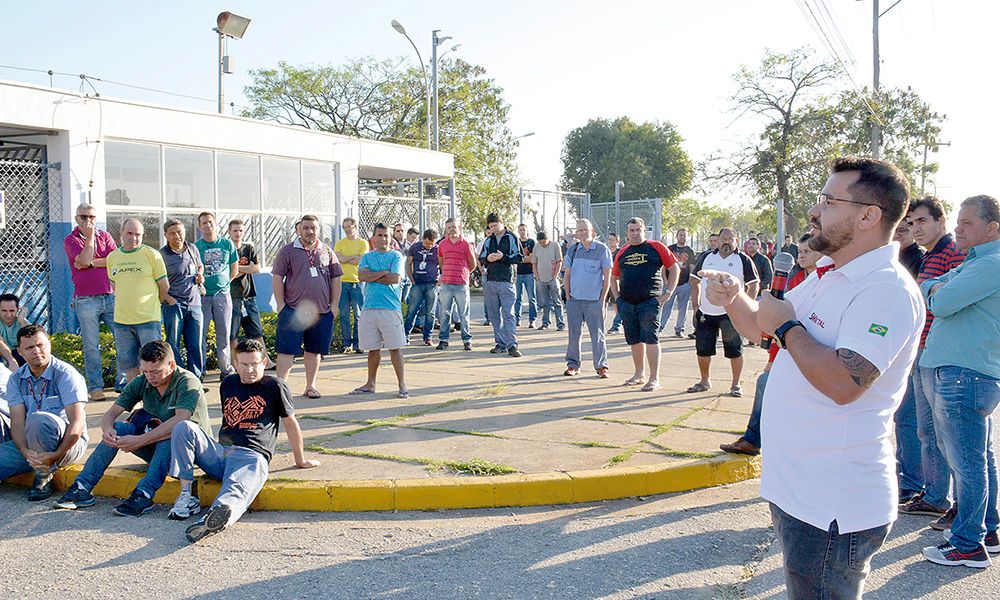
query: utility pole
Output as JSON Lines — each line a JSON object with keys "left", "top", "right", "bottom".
{"left": 919, "top": 105, "right": 950, "bottom": 196}
{"left": 871, "top": 0, "right": 881, "bottom": 158}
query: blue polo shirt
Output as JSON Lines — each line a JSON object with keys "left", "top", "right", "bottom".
{"left": 563, "top": 240, "right": 612, "bottom": 301}
{"left": 4, "top": 356, "right": 89, "bottom": 440}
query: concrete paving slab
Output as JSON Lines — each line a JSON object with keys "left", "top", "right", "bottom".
{"left": 649, "top": 426, "right": 735, "bottom": 456}
{"left": 679, "top": 407, "right": 752, "bottom": 433}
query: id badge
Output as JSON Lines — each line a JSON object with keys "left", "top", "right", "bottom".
{"left": 241, "top": 303, "right": 249, "bottom": 318}
{"left": 310, "top": 267, "right": 319, "bottom": 277}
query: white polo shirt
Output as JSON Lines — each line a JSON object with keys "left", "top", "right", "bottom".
{"left": 760, "top": 243, "right": 923, "bottom": 533}
{"left": 692, "top": 250, "right": 759, "bottom": 316}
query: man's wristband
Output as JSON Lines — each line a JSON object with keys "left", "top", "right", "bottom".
{"left": 774, "top": 320, "right": 805, "bottom": 349}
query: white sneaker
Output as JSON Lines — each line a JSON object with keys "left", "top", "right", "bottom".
{"left": 168, "top": 491, "right": 202, "bottom": 521}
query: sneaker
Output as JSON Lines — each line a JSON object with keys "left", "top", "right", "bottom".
{"left": 54, "top": 484, "right": 96, "bottom": 510}
{"left": 453, "top": 323, "right": 461, "bottom": 332}
{"left": 687, "top": 332, "right": 696, "bottom": 340}
{"left": 113, "top": 489, "right": 155, "bottom": 517}
{"left": 27, "top": 472, "right": 53, "bottom": 501}
{"left": 185, "top": 503, "right": 232, "bottom": 543}
{"left": 922, "top": 542, "right": 992, "bottom": 568}
{"left": 508, "top": 346, "right": 522, "bottom": 358}
{"left": 168, "top": 491, "right": 202, "bottom": 521}
{"left": 930, "top": 506, "right": 958, "bottom": 531}
{"left": 423, "top": 339, "right": 432, "bottom": 346}
{"left": 944, "top": 530, "right": 1000, "bottom": 554}
{"left": 336, "top": 347, "right": 350, "bottom": 354}
{"left": 539, "top": 324, "right": 549, "bottom": 330}
{"left": 719, "top": 437, "right": 760, "bottom": 456}
{"left": 899, "top": 490, "right": 924, "bottom": 506}
{"left": 596, "top": 368, "right": 609, "bottom": 379}
{"left": 900, "top": 497, "right": 949, "bottom": 517}
{"left": 606, "top": 328, "right": 619, "bottom": 334}
{"left": 489, "top": 344, "right": 506, "bottom": 354}
{"left": 557, "top": 325, "right": 565, "bottom": 331}
{"left": 482, "top": 321, "right": 491, "bottom": 327}
{"left": 564, "top": 367, "right": 580, "bottom": 376}
{"left": 463, "top": 342, "right": 473, "bottom": 351}
{"left": 674, "top": 331, "right": 683, "bottom": 338}
{"left": 436, "top": 341, "right": 449, "bottom": 350}
{"left": 353, "top": 348, "right": 364, "bottom": 354}
{"left": 88, "top": 389, "right": 107, "bottom": 401}
{"left": 528, "top": 321, "right": 535, "bottom": 329}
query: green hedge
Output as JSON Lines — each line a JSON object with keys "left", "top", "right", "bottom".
{"left": 50, "top": 308, "right": 360, "bottom": 388}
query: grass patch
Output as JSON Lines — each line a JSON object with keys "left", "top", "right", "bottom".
{"left": 304, "top": 446, "right": 518, "bottom": 476}
{"left": 268, "top": 476, "right": 309, "bottom": 483}
{"left": 477, "top": 383, "right": 509, "bottom": 397}
{"left": 572, "top": 441, "right": 623, "bottom": 449}
{"left": 581, "top": 415, "right": 662, "bottom": 428}
{"left": 605, "top": 448, "right": 638, "bottom": 467}
{"left": 602, "top": 408, "right": 705, "bottom": 467}
{"left": 400, "top": 425, "right": 507, "bottom": 439}
{"left": 675, "top": 424, "right": 746, "bottom": 435}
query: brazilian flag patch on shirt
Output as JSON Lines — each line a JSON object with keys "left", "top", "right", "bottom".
{"left": 868, "top": 323, "right": 888, "bottom": 337}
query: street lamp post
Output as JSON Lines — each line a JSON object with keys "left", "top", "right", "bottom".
{"left": 391, "top": 20, "right": 431, "bottom": 150}
{"left": 431, "top": 30, "right": 454, "bottom": 152}
{"left": 614, "top": 180, "right": 624, "bottom": 237}
{"left": 213, "top": 11, "right": 251, "bottom": 114}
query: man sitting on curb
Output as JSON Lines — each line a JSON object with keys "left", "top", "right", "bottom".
{"left": 0, "top": 325, "right": 88, "bottom": 500}
{"left": 54, "top": 340, "right": 212, "bottom": 516}
{"left": 169, "top": 339, "right": 320, "bottom": 542}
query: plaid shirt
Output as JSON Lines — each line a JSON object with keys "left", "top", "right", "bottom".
{"left": 916, "top": 233, "right": 965, "bottom": 348}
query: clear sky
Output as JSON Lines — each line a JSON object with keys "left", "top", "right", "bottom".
{"left": 2, "top": 0, "right": 995, "bottom": 211}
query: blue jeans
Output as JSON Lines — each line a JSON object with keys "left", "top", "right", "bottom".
{"left": 339, "top": 282, "right": 364, "bottom": 349}
{"left": 0, "top": 412, "right": 88, "bottom": 480}
{"left": 913, "top": 353, "right": 952, "bottom": 509}
{"left": 170, "top": 421, "right": 269, "bottom": 529}
{"left": 163, "top": 302, "right": 204, "bottom": 379}
{"left": 202, "top": 291, "right": 233, "bottom": 375}
{"left": 894, "top": 370, "right": 923, "bottom": 497}
{"left": 438, "top": 284, "right": 471, "bottom": 342}
{"left": 514, "top": 273, "right": 537, "bottom": 323}
{"left": 112, "top": 321, "right": 163, "bottom": 372}
{"left": 609, "top": 310, "right": 622, "bottom": 331}
{"left": 73, "top": 294, "right": 118, "bottom": 391}
{"left": 401, "top": 280, "right": 412, "bottom": 306}
{"left": 536, "top": 279, "right": 564, "bottom": 328}
{"left": 404, "top": 283, "right": 438, "bottom": 342}
{"left": 658, "top": 281, "right": 691, "bottom": 334}
{"left": 744, "top": 370, "right": 770, "bottom": 448}
{"left": 565, "top": 299, "right": 607, "bottom": 371}
{"left": 930, "top": 365, "right": 1000, "bottom": 552}
{"left": 72, "top": 420, "right": 171, "bottom": 498}
{"left": 770, "top": 503, "right": 890, "bottom": 600}
{"left": 484, "top": 280, "right": 517, "bottom": 349}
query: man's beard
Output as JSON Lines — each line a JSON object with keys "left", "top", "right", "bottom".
{"left": 719, "top": 242, "right": 733, "bottom": 255}
{"left": 809, "top": 218, "right": 855, "bottom": 255}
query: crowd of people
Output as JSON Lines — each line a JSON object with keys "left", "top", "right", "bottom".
{"left": 0, "top": 157, "right": 998, "bottom": 593}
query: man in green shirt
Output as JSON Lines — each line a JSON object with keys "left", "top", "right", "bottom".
{"left": 195, "top": 212, "right": 238, "bottom": 379}
{"left": 54, "top": 340, "right": 211, "bottom": 517}
{"left": 0, "top": 293, "right": 30, "bottom": 368}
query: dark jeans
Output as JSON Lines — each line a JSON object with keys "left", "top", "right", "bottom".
{"left": 743, "top": 370, "right": 770, "bottom": 448}
{"left": 770, "top": 503, "right": 890, "bottom": 600}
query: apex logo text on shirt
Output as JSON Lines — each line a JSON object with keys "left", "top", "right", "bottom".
{"left": 623, "top": 254, "right": 648, "bottom": 267}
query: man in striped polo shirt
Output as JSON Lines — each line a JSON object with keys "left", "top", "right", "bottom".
{"left": 899, "top": 196, "right": 966, "bottom": 526}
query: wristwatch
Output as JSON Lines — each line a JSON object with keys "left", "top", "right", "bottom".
{"left": 773, "top": 319, "right": 805, "bottom": 349}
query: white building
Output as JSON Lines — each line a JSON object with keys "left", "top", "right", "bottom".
{"left": 0, "top": 79, "right": 453, "bottom": 332}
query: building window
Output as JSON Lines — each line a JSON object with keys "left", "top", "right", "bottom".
{"left": 303, "top": 161, "right": 335, "bottom": 213}
{"left": 165, "top": 147, "right": 214, "bottom": 209}
{"left": 218, "top": 152, "right": 261, "bottom": 211}
{"left": 105, "top": 141, "right": 161, "bottom": 207}
{"left": 262, "top": 157, "right": 301, "bottom": 213}
{"left": 106, "top": 212, "right": 162, "bottom": 250}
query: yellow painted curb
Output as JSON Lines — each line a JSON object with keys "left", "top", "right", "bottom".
{"left": 2, "top": 455, "right": 760, "bottom": 512}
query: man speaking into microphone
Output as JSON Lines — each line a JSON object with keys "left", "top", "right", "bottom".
{"left": 699, "top": 157, "right": 923, "bottom": 599}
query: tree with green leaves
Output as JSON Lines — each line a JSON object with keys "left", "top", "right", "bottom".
{"left": 560, "top": 117, "right": 693, "bottom": 204}
{"left": 243, "top": 57, "right": 521, "bottom": 229}
{"left": 704, "top": 48, "right": 946, "bottom": 235}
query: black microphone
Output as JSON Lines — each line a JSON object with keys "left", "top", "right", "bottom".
{"left": 761, "top": 252, "right": 796, "bottom": 350}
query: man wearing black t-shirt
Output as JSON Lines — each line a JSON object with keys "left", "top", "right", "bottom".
{"left": 611, "top": 217, "right": 680, "bottom": 392}
{"left": 228, "top": 220, "right": 274, "bottom": 370}
{"left": 168, "top": 339, "right": 319, "bottom": 542}
{"left": 659, "top": 228, "right": 696, "bottom": 338}
{"left": 514, "top": 224, "right": 538, "bottom": 328}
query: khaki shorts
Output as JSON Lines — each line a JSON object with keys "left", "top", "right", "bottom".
{"left": 358, "top": 309, "right": 406, "bottom": 351}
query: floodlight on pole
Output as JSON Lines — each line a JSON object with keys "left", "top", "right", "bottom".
{"left": 392, "top": 20, "right": 431, "bottom": 150}
{"left": 513, "top": 132, "right": 536, "bottom": 141}
{"left": 213, "top": 11, "right": 251, "bottom": 114}
{"left": 431, "top": 29, "right": 457, "bottom": 151}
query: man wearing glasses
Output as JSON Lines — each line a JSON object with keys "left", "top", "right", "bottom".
{"left": 63, "top": 203, "right": 119, "bottom": 400}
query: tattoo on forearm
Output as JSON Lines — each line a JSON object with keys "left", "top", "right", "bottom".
{"left": 837, "top": 349, "right": 880, "bottom": 388}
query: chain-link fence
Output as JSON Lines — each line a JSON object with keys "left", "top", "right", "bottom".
{"left": 0, "top": 160, "right": 59, "bottom": 327}
{"left": 589, "top": 198, "right": 663, "bottom": 242}
{"left": 519, "top": 189, "right": 589, "bottom": 243}
{"left": 357, "top": 179, "right": 455, "bottom": 239}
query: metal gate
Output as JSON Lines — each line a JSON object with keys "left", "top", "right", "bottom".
{"left": 589, "top": 198, "right": 663, "bottom": 241}
{"left": 357, "top": 179, "right": 455, "bottom": 240}
{"left": 0, "top": 160, "right": 59, "bottom": 328}
{"left": 518, "top": 189, "right": 589, "bottom": 242}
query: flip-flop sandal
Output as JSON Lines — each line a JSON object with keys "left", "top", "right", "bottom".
{"left": 398, "top": 390, "right": 410, "bottom": 399}
{"left": 349, "top": 387, "right": 375, "bottom": 395}
{"left": 641, "top": 381, "right": 661, "bottom": 392}
{"left": 304, "top": 388, "right": 322, "bottom": 399}
{"left": 730, "top": 386, "right": 744, "bottom": 398}
{"left": 623, "top": 378, "right": 644, "bottom": 386}
{"left": 686, "top": 383, "right": 711, "bottom": 393}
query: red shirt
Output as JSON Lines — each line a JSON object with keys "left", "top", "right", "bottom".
{"left": 916, "top": 234, "right": 965, "bottom": 348}
{"left": 612, "top": 240, "right": 678, "bottom": 304}
{"left": 437, "top": 237, "right": 476, "bottom": 285}
{"left": 63, "top": 227, "right": 117, "bottom": 297}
